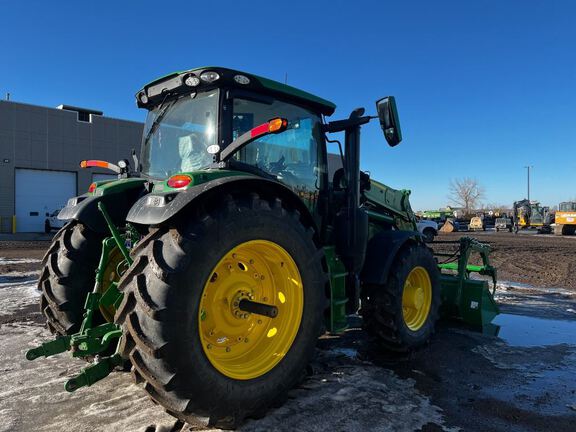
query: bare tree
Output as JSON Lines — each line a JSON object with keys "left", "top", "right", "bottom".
{"left": 448, "top": 178, "right": 485, "bottom": 214}
{"left": 485, "top": 203, "right": 509, "bottom": 214}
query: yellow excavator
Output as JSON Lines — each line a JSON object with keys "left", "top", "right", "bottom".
{"left": 554, "top": 201, "right": 576, "bottom": 235}
{"left": 513, "top": 199, "right": 549, "bottom": 232}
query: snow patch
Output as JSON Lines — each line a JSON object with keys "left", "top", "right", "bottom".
{"left": 242, "top": 363, "right": 455, "bottom": 432}
{"left": 0, "top": 272, "right": 40, "bottom": 288}
{"left": 0, "top": 322, "right": 178, "bottom": 432}
{"left": 0, "top": 258, "right": 42, "bottom": 265}
{"left": 0, "top": 279, "right": 39, "bottom": 317}
{"left": 497, "top": 280, "right": 574, "bottom": 296}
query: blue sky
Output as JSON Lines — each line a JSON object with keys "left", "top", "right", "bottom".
{"left": 1, "top": 1, "right": 574, "bottom": 210}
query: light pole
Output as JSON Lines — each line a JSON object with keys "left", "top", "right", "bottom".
{"left": 524, "top": 165, "right": 533, "bottom": 202}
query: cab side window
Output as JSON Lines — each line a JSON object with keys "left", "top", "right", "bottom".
{"left": 232, "top": 98, "right": 323, "bottom": 193}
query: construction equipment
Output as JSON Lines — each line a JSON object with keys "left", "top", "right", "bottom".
{"left": 440, "top": 219, "right": 456, "bottom": 233}
{"left": 513, "top": 199, "right": 549, "bottom": 232}
{"left": 468, "top": 216, "right": 484, "bottom": 231}
{"left": 554, "top": 202, "right": 576, "bottom": 235}
{"left": 26, "top": 67, "right": 499, "bottom": 428}
{"left": 439, "top": 218, "right": 469, "bottom": 233}
{"left": 495, "top": 217, "right": 513, "bottom": 232}
{"left": 421, "top": 208, "right": 456, "bottom": 220}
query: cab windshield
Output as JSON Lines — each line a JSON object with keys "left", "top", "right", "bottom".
{"left": 560, "top": 202, "right": 576, "bottom": 211}
{"left": 141, "top": 90, "right": 219, "bottom": 178}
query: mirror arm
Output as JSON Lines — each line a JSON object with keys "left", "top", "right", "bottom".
{"left": 322, "top": 115, "right": 371, "bottom": 134}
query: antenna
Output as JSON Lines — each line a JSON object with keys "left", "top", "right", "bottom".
{"left": 284, "top": 73, "right": 288, "bottom": 85}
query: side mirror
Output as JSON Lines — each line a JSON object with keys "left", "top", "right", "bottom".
{"left": 376, "top": 96, "right": 402, "bottom": 146}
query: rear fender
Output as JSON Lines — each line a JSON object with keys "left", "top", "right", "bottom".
{"left": 125, "top": 176, "right": 319, "bottom": 234}
{"left": 360, "top": 230, "right": 422, "bottom": 286}
{"left": 58, "top": 179, "right": 148, "bottom": 233}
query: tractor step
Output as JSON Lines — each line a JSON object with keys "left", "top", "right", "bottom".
{"left": 324, "top": 247, "right": 349, "bottom": 334}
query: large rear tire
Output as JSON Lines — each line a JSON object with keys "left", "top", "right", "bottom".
{"left": 362, "top": 243, "right": 440, "bottom": 351}
{"left": 39, "top": 222, "right": 104, "bottom": 335}
{"left": 115, "top": 193, "right": 326, "bottom": 428}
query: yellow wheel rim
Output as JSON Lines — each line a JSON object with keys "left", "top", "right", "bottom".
{"left": 199, "top": 240, "right": 304, "bottom": 380}
{"left": 402, "top": 266, "right": 432, "bottom": 331}
{"left": 98, "top": 247, "right": 126, "bottom": 322}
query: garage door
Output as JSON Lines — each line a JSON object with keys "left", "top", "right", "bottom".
{"left": 15, "top": 169, "right": 76, "bottom": 232}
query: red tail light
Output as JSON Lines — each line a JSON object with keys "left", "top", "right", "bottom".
{"left": 88, "top": 183, "right": 97, "bottom": 193}
{"left": 167, "top": 174, "right": 192, "bottom": 189}
{"left": 250, "top": 117, "right": 288, "bottom": 138}
{"left": 250, "top": 123, "right": 270, "bottom": 137}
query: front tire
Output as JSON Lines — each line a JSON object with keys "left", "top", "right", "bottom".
{"left": 115, "top": 193, "right": 326, "bottom": 427}
{"left": 362, "top": 243, "right": 440, "bottom": 351}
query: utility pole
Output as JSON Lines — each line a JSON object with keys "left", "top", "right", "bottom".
{"left": 524, "top": 165, "right": 533, "bottom": 202}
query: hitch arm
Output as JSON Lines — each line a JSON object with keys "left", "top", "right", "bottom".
{"left": 65, "top": 354, "right": 124, "bottom": 392}
{"left": 26, "top": 335, "right": 72, "bottom": 360}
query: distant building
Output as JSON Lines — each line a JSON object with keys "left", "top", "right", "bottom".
{"left": 0, "top": 100, "right": 143, "bottom": 232}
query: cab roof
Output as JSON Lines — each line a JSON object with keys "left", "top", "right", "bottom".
{"left": 137, "top": 66, "right": 336, "bottom": 116}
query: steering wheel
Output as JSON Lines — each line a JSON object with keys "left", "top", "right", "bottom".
{"left": 268, "top": 155, "right": 286, "bottom": 174}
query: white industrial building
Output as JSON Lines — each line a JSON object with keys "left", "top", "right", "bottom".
{"left": 0, "top": 100, "right": 143, "bottom": 232}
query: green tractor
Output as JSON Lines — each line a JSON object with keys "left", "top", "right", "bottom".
{"left": 27, "top": 67, "right": 499, "bottom": 428}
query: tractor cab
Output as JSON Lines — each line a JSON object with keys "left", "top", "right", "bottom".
{"left": 137, "top": 67, "right": 334, "bottom": 199}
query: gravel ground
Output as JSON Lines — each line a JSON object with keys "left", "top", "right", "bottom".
{"left": 434, "top": 231, "right": 576, "bottom": 290}
{"left": 0, "top": 233, "right": 575, "bottom": 431}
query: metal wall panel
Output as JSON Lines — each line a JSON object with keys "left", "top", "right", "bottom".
{"left": 0, "top": 100, "right": 144, "bottom": 230}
